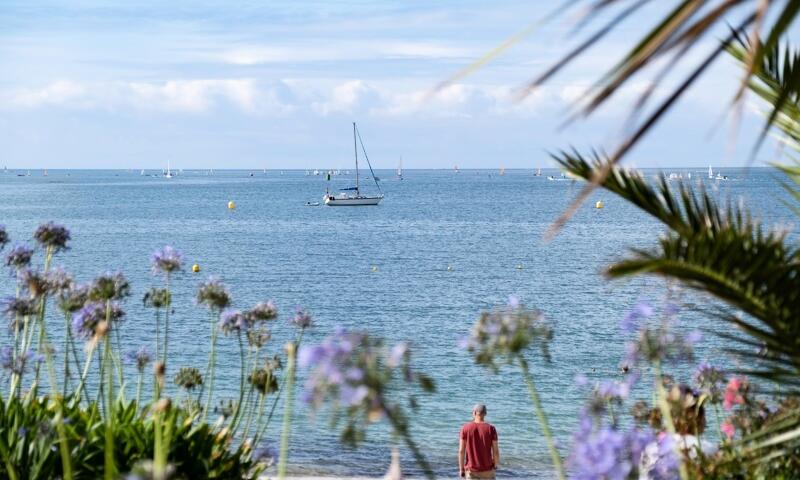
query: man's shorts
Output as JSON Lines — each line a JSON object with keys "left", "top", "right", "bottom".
{"left": 466, "top": 470, "right": 496, "bottom": 479}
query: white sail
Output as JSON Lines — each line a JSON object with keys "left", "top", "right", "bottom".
{"left": 708, "top": 165, "right": 713, "bottom": 179}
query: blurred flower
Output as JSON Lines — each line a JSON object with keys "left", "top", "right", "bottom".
{"left": 0, "top": 346, "right": 44, "bottom": 376}
{"left": 721, "top": 421, "right": 735, "bottom": 439}
{"left": 125, "top": 346, "right": 153, "bottom": 372}
{"left": 72, "top": 301, "right": 124, "bottom": 339}
{"left": 291, "top": 306, "right": 313, "bottom": 329}
{"left": 649, "top": 434, "right": 680, "bottom": 480}
{"left": 44, "top": 266, "right": 73, "bottom": 292}
{"left": 247, "top": 328, "right": 271, "bottom": 348}
{"left": 623, "top": 311, "right": 698, "bottom": 367}
{"left": 57, "top": 283, "right": 89, "bottom": 314}
{"left": 174, "top": 367, "right": 204, "bottom": 391}
{"left": 33, "top": 222, "right": 70, "bottom": 252}
{"left": 299, "top": 328, "right": 433, "bottom": 446}
{"left": 248, "top": 357, "right": 281, "bottom": 395}
{"left": 89, "top": 272, "right": 130, "bottom": 301}
{"left": 197, "top": 277, "right": 231, "bottom": 310}
{"left": 251, "top": 442, "right": 277, "bottom": 468}
{"left": 5, "top": 244, "right": 33, "bottom": 269}
{"left": 0, "top": 225, "right": 8, "bottom": 251}
{"left": 723, "top": 377, "right": 745, "bottom": 410}
{"left": 621, "top": 301, "right": 654, "bottom": 333}
{"left": 693, "top": 361, "right": 727, "bottom": 404}
{"left": 151, "top": 246, "right": 183, "bottom": 274}
{"left": 2, "top": 297, "right": 38, "bottom": 327}
{"left": 586, "top": 374, "right": 639, "bottom": 418}
{"left": 461, "top": 299, "right": 552, "bottom": 371}
{"left": 17, "top": 269, "right": 48, "bottom": 298}
{"left": 142, "top": 287, "right": 171, "bottom": 309}
{"left": 246, "top": 301, "right": 278, "bottom": 322}
{"left": 219, "top": 308, "right": 249, "bottom": 334}
{"left": 568, "top": 411, "right": 655, "bottom": 480}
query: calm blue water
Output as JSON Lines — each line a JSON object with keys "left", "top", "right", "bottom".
{"left": 0, "top": 168, "right": 792, "bottom": 478}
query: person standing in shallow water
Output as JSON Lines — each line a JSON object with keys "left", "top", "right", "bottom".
{"left": 459, "top": 404, "right": 500, "bottom": 479}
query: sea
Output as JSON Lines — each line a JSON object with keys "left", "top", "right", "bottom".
{"left": 0, "top": 167, "right": 793, "bottom": 478}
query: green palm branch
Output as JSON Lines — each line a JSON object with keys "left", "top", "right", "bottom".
{"left": 554, "top": 150, "right": 800, "bottom": 389}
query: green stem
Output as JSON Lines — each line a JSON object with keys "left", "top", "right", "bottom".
{"left": 155, "top": 309, "right": 161, "bottom": 362}
{"left": 73, "top": 344, "right": 96, "bottom": 405}
{"left": 519, "top": 356, "right": 565, "bottom": 480}
{"left": 0, "top": 436, "right": 19, "bottom": 480}
{"left": 254, "top": 329, "right": 304, "bottom": 446}
{"left": 162, "top": 275, "right": 171, "bottom": 364}
{"left": 200, "top": 316, "right": 219, "bottom": 423}
{"left": 104, "top": 334, "right": 116, "bottom": 480}
{"left": 653, "top": 360, "right": 688, "bottom": 480}
{"left": 229, "top": 333, "right": 247, "bottom": 430}
{"left": 136, "top": 371, "right": 143, "bottom": 408}
{"left": 384, "top": 406, "right": 435, "bottom": 480}
{"left": 277, "top": 342, "right": 297, "bottom": 480}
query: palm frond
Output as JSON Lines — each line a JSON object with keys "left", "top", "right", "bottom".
{"left": 554, "top": 150, "right": 800, "bottom": 384}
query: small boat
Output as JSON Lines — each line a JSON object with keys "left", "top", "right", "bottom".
{"left": 305, "top": 201, "right": 320, "bottom": 206}
{"left": 397, "top": 156, "right": 403, "bottom": 180}
{"left": 535, "top": 167, "right": 542, "bottom": 176}
{"left": 323, "top": 122, "right": 384, "bottom": 206}
{"left": 708, "top": 165, "right": 713, "bottom": 179}
{"left": 716, "top": 173, "right": 728, "bottom": 180}
{"left": 43, "top": 169, "right": 48, "bottom": 176}
{"left": 165, "top": 160, "right": 173, "bottom": 179}
{"left": 499, "top": 166, "right": 505, "bottom": 176}
{"left": 140, "top": 169, "right": 145, "bottom": 176}
{"left": 454, "top": 164, "right": 460, "bottom": 174}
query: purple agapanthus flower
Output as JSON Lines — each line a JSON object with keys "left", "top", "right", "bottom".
{"left": 5, "top": 244, "right": 33, "bottom": 270}
{"left": 0, "top": 346, "right": 44, "bottom": 376}
{"left": 151, "top": 246, "right": 183, "bottom": 274}
{"left": 125, "top": 346, "right": 152, "bottom": 372}
{"left": 569, "top": 411, "right": 656, "bottom": 480}
{"left": 72, "top": 301, "right": 124, "bottom": 339}
{"left": 621, "top": 301, "right": 654, "bottom": 333}
{"left": 219, "top": 308, "right": 249, "bottom": 334}
{"left": 2, "top": 297, "right": 38, "bottom": 322}
{"left": 33, "top": 222, "right": 70, "bottom": 252}
{"left": 197, "top": 276, "right": 231, "bottom": 310}
{"left": 44, "top": 266, "right": 74, "bottom": 293}
{"left": 17, "top": 268, "right": 49, "bottom": 298}
{"left": 291, "top": 306, "right": 313, "bottom": 329}
{"left": 246, "top": 300, "right": 278, "bottom": 322}
{"left": 693, "top": 361, "right": 727, "bottom": 403}
{"left": 89, "top": 272, "right": 130, "bottom": 301}
{"left": 0, "top": 225, "right": 9, "bottom": 251}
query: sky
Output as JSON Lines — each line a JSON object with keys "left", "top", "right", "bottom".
{"left": 0, "top": 0, "right": 784, "bottom": 169}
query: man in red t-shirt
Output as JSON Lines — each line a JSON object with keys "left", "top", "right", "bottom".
{"left": 458, "top": 403, "right": 500, "bottom": 479}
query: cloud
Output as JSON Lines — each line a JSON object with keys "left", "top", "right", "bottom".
{"left": 219, "top": 41, "right": 474, "bottom": 65}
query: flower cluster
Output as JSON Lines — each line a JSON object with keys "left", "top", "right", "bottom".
{"left": 126, "top": 346, "right": 153, "bottom": 372}
{"left": 0, "top": 346, "right": 44, "bottom": 376}
{"left": 248, "top": 356, "right": 281, "bottom": 395}
{"left": 151, "top": 246, "right": 183, "bottom": 274}
{"left": 57, "top": 284, "right": 89, "bottom": 314}
{"left": 621, "top": 302, "right": 700, "bottom": 366}
{"left": 71, "top": 301, "right": 125, "bottom": 339}
{"left": 578, "top": 373, "right": 639, "bottom": 418}
{"left": 143, "top": 287, "right": 171, "bottom": 309}
{"left": 461, "top": 296, "right": 553, "bottom": 370}
{"left": 299, "top": 328, "right": 434, "bottom": 445}
{"left": 89, "top": 272, "right": 131, "bottom": 301}
{"left": 723, "top": 377, "right": 746, "bottom": 410}
{"left": 219, "top": 309, "right": 249, "bottom": 335}
{"left": 197, "top": 277, "right": 231, "bottom": 310}
{"left": 291, "top": 307, "right": 313, "bottom": 329}
{"left": 2, "top": 297, "right": 38, "bottom": 322}
{"left": 247, "top": 301, "right": 278, "bottom": 322}
{"left": 569, "top": 412, "right": 656, "bottom": 480}
{"left": 5, "top": 245, "right": 33, "bottom": 269}
{"left": 174, "top": 367, "right": 204, "bottom": 391}
{"left": 693, "top": 361, "right": 727, "bottom": 404}
{"left": 33, "top": 222, "right": 71, "bottom": 252}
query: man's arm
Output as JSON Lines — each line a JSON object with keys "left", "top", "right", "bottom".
{"left": 492, "top": 440, "right": 500, "bottom": 469}
{"left": 458, "top": 438, "right": 466, "bottom": 476}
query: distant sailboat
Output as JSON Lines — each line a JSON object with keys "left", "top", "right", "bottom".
{"left": 454, "top": 164, "right": 460, "bottom": 174}
{"left": 499, "top": 165, "right": 506, "bottom": 176}
{"left": 165, "top": 160, "right": 173, "bottom": 179}
{"left": 708, "top": 165, "right": 713, "bottom": 179}
{"left": 140, "top": 169, "right": 145, "bottom": 176}
{"left": 397, "top": 156, "right": 403, "bottom": 180}
{"left": 535, "top": 167, "right": 542, "bottom": 176}
{"left": 323, "top": 122, "right": 383, "bottom": 206}
{"left": 43, "top": 169, "right": 48, "bottom": 176}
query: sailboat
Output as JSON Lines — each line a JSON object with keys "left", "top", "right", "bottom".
{"left": 708, "top": 165, "right": 713, "bottom": 179}
{"left": 165, "top": 160, "right": 173, "bottom": 179}
{"left": 323, "top": 123, "right": 383, "bottom": 206}
{"left": 535, "top": 167, "right": 542, "bottom": 176}
{"left": 499, "top": 165, "right": 506, "bottom": 176}
{"left": 397, "top": 156, "right": 403, "bottom": 180}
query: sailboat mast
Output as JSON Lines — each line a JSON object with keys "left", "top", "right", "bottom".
{"left": 353, "top": 122, "right": 360, "bottom": 194}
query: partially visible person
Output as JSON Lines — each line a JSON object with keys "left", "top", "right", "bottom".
{"left": 640, "top": 385, "right": 717, "bottom": 479}
{"left": 459, "top": 403, "right": 500, "bottom": 479}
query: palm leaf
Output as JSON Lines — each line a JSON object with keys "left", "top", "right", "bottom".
{"left": 554, "top": 150, "right": 800, "bottom": 386}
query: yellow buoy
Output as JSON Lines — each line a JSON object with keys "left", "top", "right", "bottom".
{"left": 192, "top": 264, "right": 200, "bottom": 273}
{"left": 228, "top": 200, "right": 236, "bottom": 209}
{"left": 595, "top": 200, "right": 604, "bottom": 209}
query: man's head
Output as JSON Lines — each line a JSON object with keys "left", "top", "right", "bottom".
{"left": 472, "top": 403, "right": 487, "bottom": 421}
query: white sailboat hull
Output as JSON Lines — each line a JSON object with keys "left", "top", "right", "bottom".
{"left": 324, "top": 194, "right": 383, "bottom": 206}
